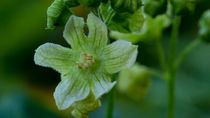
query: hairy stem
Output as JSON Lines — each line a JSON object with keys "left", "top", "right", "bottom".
{"left": 167, "top": 16, "right": 181, "bottom": 118}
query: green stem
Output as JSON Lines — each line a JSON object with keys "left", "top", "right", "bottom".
{"left": 167, "top": 70, "right": 176, "bottom": 118}
{"left": 156, "top": 38, "right": 167, "bottom": 72}
{"left": 106, "top": 75, "right": 116, "bottom": 118}
{"left": 169, "top": 16, "right": 181, "bottom": 68}
{"left": 174, "top": 39, "right": 201, "bottom": 70}
{"left": 147, "top": 68, "right": 165, "bottom": 80}
{"left": 167, "top": 16, "right": 181, "bottom": 118}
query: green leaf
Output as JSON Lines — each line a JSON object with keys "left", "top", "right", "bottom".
{"left": 46, "top": 0, "right": 64, "bottom": 30}
{"left": 100, "top": 2, "right": 144, "bottom": 32}
{"left": 63, "top": 15, "right": 87, "bottom": 50}
{"left": 127, "top": 8, "right": 144, "bottom": 32}
{"left": 103, "top": 40, "right": 138, "bottom": 74}
{"left": 87, "top": 13, "right": 108, "bottom": 51}
{"left": 110, "top": 14, "right": 171, "bottom": 43}
{"left": 34, "top": 43, "right": 75, "bottom": 73}
{"left": 54, "top": 70, "right": 90, "bottom": 110}
{"left": 46, "top": 0, "right": 73, "bottom": 30}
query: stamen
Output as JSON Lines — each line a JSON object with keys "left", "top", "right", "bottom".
{"left": 77, "top": 53, "right": 95, "bottom": 70}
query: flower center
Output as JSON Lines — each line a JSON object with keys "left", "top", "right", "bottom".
{"left": 77, "top": 53, "right": 95, "bottom": 70}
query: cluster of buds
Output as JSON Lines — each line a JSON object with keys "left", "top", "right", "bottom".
{"left": 77, "top": 53, "right": 95, "bottom": 70}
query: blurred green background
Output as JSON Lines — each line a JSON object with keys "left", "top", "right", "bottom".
{"left": 0, "top": 0, "right": 210, "bottom": 118}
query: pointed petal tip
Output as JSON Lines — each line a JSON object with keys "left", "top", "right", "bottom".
{"left": 104, "top": 40, "right": 138, "bottom": 74}
{"left": 94, "top": 81, "right": 117, "bottom": 99}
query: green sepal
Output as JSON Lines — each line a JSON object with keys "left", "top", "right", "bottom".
{"left": 46, "top": 0, "right": 73, "bottom": 30}
{"left": 199, "top": 9, "right": 210, "bottom": 43}
{"left": 144, "top": 0, "right": 167, "bottom": 17}
{"left": 170, "top": 0, "right": 196, "bottom": 15}
{"left": 110, "top": 0, "right": 142, "bottom": 13}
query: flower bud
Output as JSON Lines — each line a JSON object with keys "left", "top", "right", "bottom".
{"left": 144, "top": 0, "right": 167, "bottom": 17}
{"left": 46, "top": 0, "right": 73, "bottom": 30}
{"left": 170, "top": 0, "right": 196, "bottom": 15}
{"left": 110, "top": 0, "right": 142, "bottom": 13}
{"left": 72, "top": 92, "right": 101, "bottom": 118}
{"left": 199, "top": 9, "right": 210, "bottom": 43}
{"left": 118, "top": 64, "right": 151, "bottom": 101}
{"left": 144, "top": 15, "right": 170, "bottom": 41}
{"left": 78, "top": 0, "right": 102, "bottom": 7}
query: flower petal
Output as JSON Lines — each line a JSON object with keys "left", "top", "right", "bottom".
{"left": 54, "top": 70, "right": 90, "bottom": 110}
{"left": 103, "top": 40, "right": 138, "bottom": 74}
{"left": 34, "top": 43, "right": 74, "bottom": 73}
{"left": 90, "top": 72, "right": 116, "bottom": 99}
{"left": 87, "top": 13, "right": 108, "bottom": 50}
{"left": 63, "top": 15, "right": 87, "bottom": 50}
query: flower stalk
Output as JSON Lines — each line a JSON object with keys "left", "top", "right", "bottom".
{"left": 167, "top": 16, "right": 181, "bottom": 118}
{"left": 106, "top": 75, "right": 116, "bottom": 118}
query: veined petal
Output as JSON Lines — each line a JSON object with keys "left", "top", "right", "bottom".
{"left": 90, "top": 73, "right": 116, "bottom": 99}
{"left": 63, "top": 15, "right": 87, "bottom": 50}
{"left": 103, "top": 40, "right": 138, "bottom": 74}
{"left": 87, "top": 13, "right": 108, "bottom": 50}
{"left": 54, "top": 70, "right": 90, "bottom": 110}
{"left": 34, "top": 43, "right": 74, "bottom": 73}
